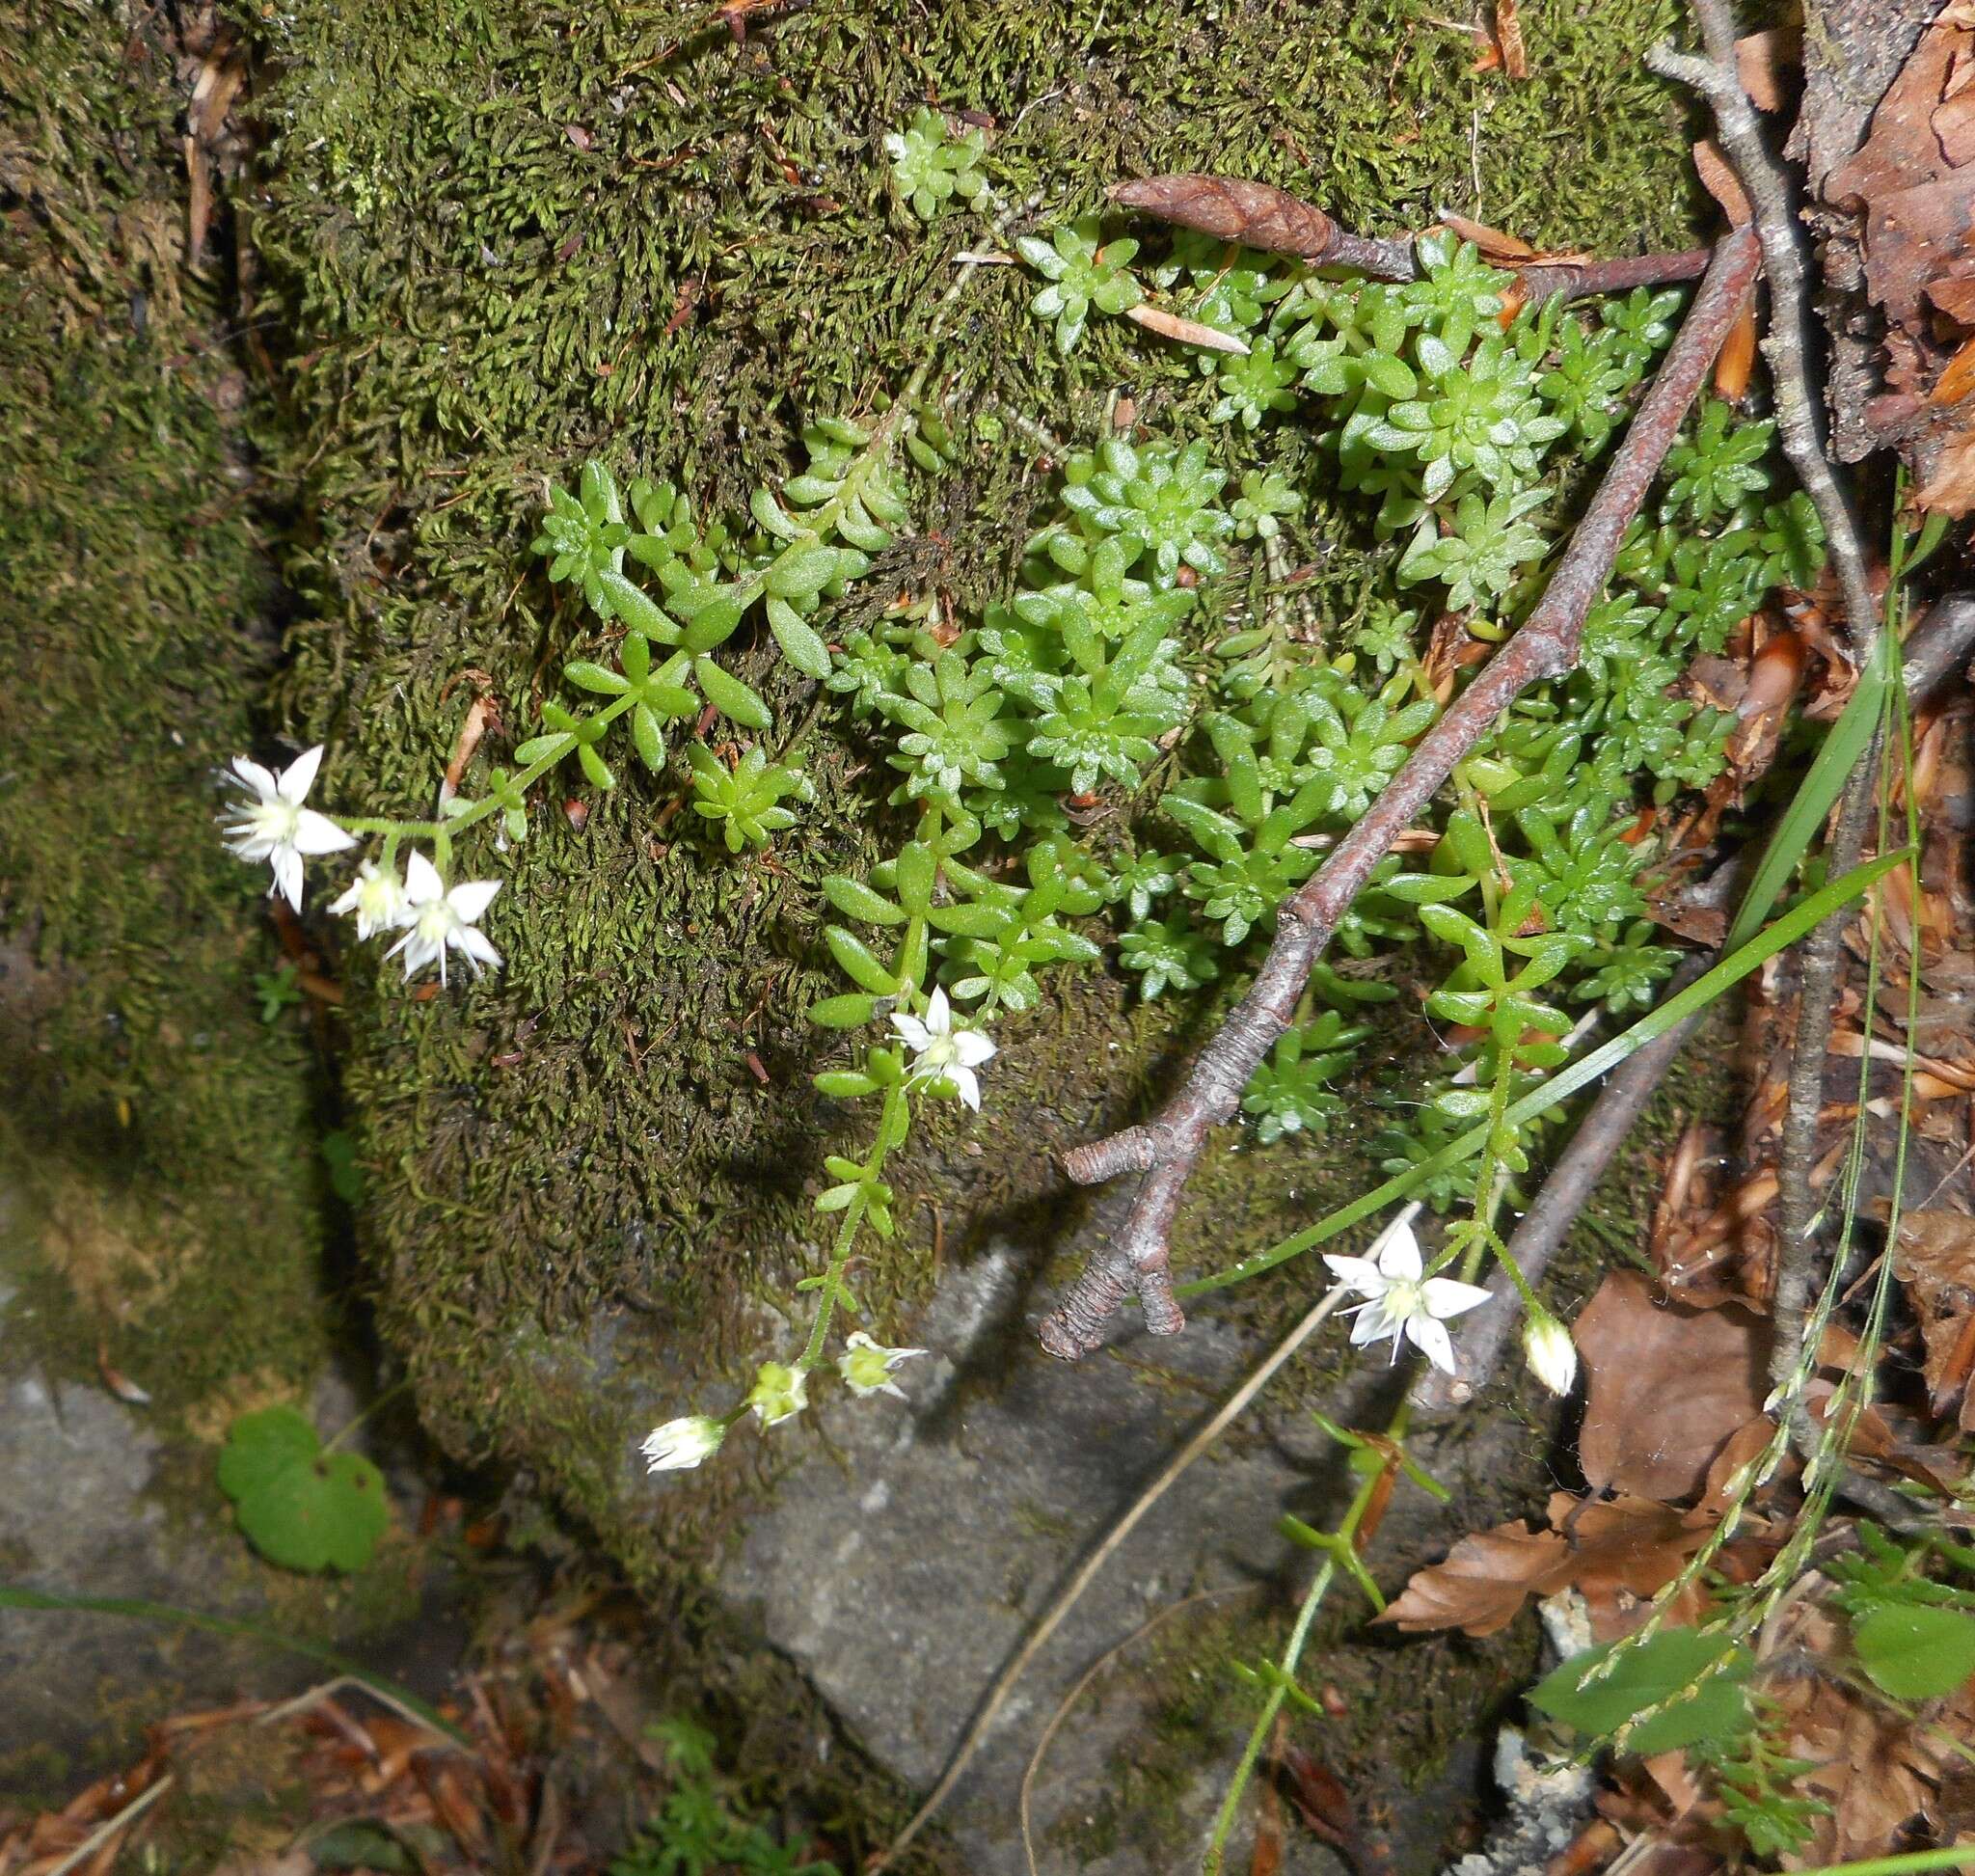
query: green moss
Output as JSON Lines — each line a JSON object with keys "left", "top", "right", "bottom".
{"left": 0, "top": 1, "right": 337, "bottom": 1410}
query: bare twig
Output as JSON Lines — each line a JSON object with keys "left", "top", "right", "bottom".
{"left": 873, "top": 1284, "right": 1348, "bottom": 1867}
{"left": 1643, "top": 30, "right": 1879, "bottom": 651}
{"left": 1041, "top": 227, "right": 1763, "bottom": 1361}
{"left": 1648, "top": 7, "right": 1885, "bottom": 1392}
{"left": 44, "top": 1774, "right": 176, "bottom": 1876}
{"left": 1108, "top": 174, "right": 1713, "bottom": 301}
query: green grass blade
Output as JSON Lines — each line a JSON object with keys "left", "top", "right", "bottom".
{"left": 1180, "top": 848, "right": 1911, "bottom": 1301}
{"left": 0, "top": 1584, "right": 470, "bottom": 1746}
{"left": 1723, "top": 629, "right": 1891, "bottom": 955}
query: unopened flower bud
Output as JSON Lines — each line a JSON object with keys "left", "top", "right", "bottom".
{"left": 640, "top": 1415, "right": 724, "bottom": 1473}
{"left": 1524, "top": 1313, "right": 1579, "bottom": 1397}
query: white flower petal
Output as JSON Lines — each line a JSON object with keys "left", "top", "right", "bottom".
{"left": 452, "top": 928, "right": 502, "bottom": 973}
{"left": 272, "top": 848, "right": 304, "bottom": 912}
{"left": 952, "top": 1030, "right": 996, "bottom": 1068}
{"left": 446, "top": 879, "right": 501, "bottom": 923}
{"left": 1375, "top": 1220, "right": 1423, "bottom": 1283}
{"left": 924, "top": 987, "right": 952, "bottom": 1033}
{"left": 290, "top": 807, "right": 357, "bottom": 856}
{"left": 1349, "top": 1304, "right": 1395, "bottom": 1346}
{"left": 402, "top": 851, "right": 444, "bottom": 902}
{"left": 230, "top": 755, "right": 278, "bottom": 798}
{"left": 1410, "top": 1315, "right": 1457, "bottom": 1374}
{"left": 889, "top": 1013, "right": 933, "bottom": 1050}
{"left": 278, "top": 745, "right": 326, "bottom": 803}
{"left": 1323, "top": 1254, "right": 1386, "bottom": 1295}
{"left": 947, "top": 1065, "right": 981, "bottom": 1110}
{"left": 1420, "top": 1277, "right": 1493, "bottom": 1319}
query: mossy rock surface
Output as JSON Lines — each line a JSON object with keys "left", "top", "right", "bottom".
{"left": 244, "top": 0, "right": 1705, "bottom": 1573}
{"left": 0, "top": 0, "right": 1717, "bottom": 1849}
{"left": 0, "top": 1, "right": 337, "bottom": 1409}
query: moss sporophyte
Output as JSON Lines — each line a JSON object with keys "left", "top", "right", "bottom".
{"left": 223, "top": 147, "right": 1821, "bottom": 1455}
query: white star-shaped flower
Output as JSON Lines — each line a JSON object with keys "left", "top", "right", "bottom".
{"left": 640, "top": 1415, "right": 725, "bottom": 1473}
{"left": 837, "top": 1331, "right": 927, "bottom": 1401}
{"left": 385, "top": 852, "right": 502, "bottom": 985}
{"left": 220, "top": 747, "right": 356, "bottom": 912}
{"left": 889, "top": 987, "right": 996, "bottom": 1110}
{"left": 1323, "top": 1210, "right": 1491, "bottom": 1375}
{"left": 328, "top": 860, "right": 410, "bottom": 940}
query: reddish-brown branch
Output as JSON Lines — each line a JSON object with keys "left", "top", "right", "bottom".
{"left": 1040, "top": 226, "right": 1763, "bottom": 1362}
{"left": 1107, "top": 175, "right": 1714, "bottom": 301}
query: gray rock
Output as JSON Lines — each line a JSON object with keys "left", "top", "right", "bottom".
{"left": 724, "top": 1225, "right": 1519, "bottom": 1874}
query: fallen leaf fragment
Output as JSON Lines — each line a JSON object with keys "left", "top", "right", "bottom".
{"left": 1734, "top": 28, "right": 1799, "bottom": 112}
{"left": 1495, "top": 0, "right": 1528, "bottom": 79}
{"left": 1124, "top": 303, "right": 1251, "bottom": 355}
{"left": 1692, "top": 140, "right": 1753, "bottom": 227}
{"left": 1575, "top": 1271, "right": 1771, "bottom": 1501}
{"left": 1376, "top": 1520, "right": 1570, "bottom": 1636}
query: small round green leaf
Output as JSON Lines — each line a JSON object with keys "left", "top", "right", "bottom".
{"left": 1854, "top": 1603, "right": 1975, "bottom": 1700}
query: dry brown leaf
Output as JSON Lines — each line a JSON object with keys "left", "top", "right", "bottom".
{"left": 1933, "top": 334, "right": 1975, "bottom": 406}
{"left": 1735, "top": 28, "right": 1799, "bottom": 111}
{"left": 1436, "top": 208, "right": 1537, "bottom": 260}
{"left": 1917, "top": 426, "right": 1975, "bottom": 516}
{"left": 1692, "top": 140, "right": 1753, "bottom": 227}
{"left": 1891, "top": 1209, "right": 1975, "bottom": 1422}
{"left": 1374, "top": 1520, "right": 1570, "bottom": 1636}
{"left": 1554, "top": 1493, "right": 1714, "bottom": 1639}
{"left": 1828, "top": 16, "right": 1975, "bottom": 331}
{"left": 1784, "top": 1678, "right": 1937, "bottom": 1859}
{"left": 1495, "top": 0, "right": 1528, "bottom": 79}
{"left": 1110, "top": 174, "right": 1339, "bottom": 258}
{"left": 1575, "top": 1271, "right": 1772, "bottom": 1500}
{"left": 1278, "top": 1747, "right": 1360, "bottom": 1854}
{"left": 1715, "top": 303, "right": 1758, "bottom": 401}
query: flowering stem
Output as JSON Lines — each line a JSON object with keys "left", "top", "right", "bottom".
{"left": 1203, "top": 1399, "right": 1414, "bottom": 1875}
{"left": 798, "top": 1082, "right": 908, "bottom": 1370}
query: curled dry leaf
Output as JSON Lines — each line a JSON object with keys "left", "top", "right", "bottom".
{"left": 1691, "top": 140, "right": 1753, "bottom": 228}
{"left": 1111, "top": 174, "right": 1339, "bottom": 257}
{"left": 1890, "top": 1209, "right": 1975, "bottom": 1427}
{"left": 1436, "top": 208, "right": 1537, "bottom": 261}
{"left": 1575, "top": 1271, "right": 1771, "bottom": 1501}
{"left": 1108, "top": 175, "right": 1415, "bottom": 280}
{"left": 1494, "top": 0, "right": 1528, "bottom": 80}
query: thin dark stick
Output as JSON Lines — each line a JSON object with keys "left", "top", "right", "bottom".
{"left": 1648, "top": 8, "right": 1886, "bottom": 1394}
{"left": 1040, "top": 228, "right": 1764, "bottom": 1361}
{"left": 1108, "top": 174, "right": 1714, "bottom": 300}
